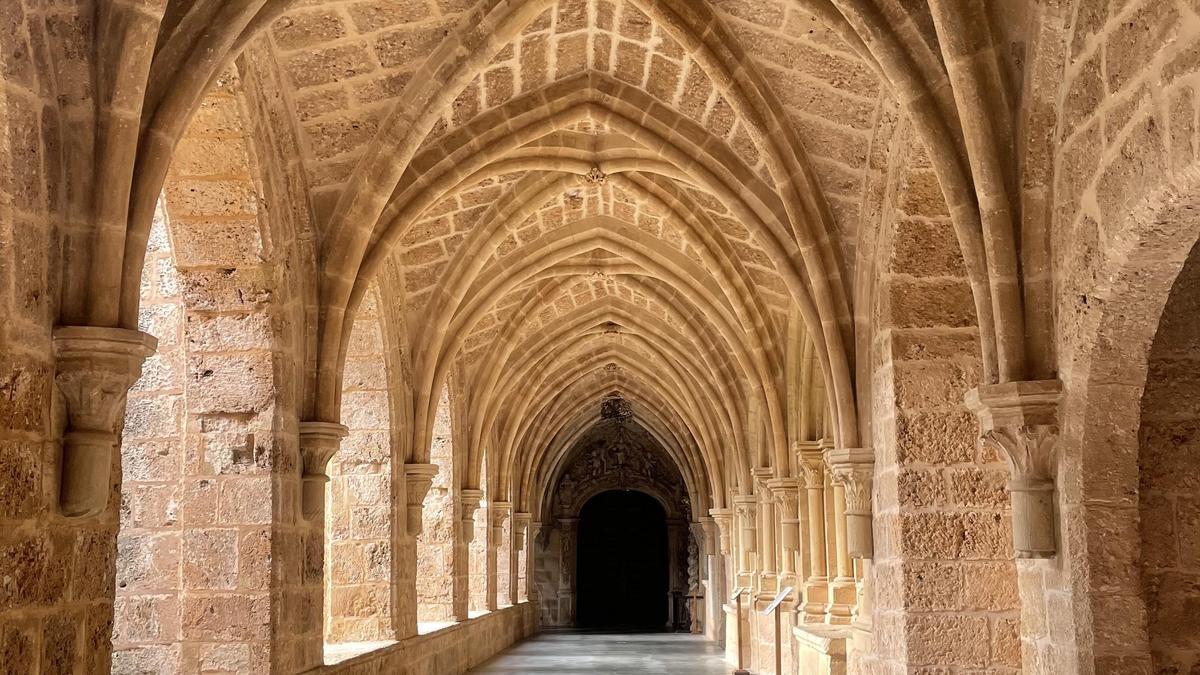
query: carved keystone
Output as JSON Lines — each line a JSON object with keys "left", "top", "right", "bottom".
{"left": 828, "top": 448, "right": 874, "bottom": 559}
{"left": 460, "top": 488, "right": 485, "bottom": 543}
{"left": 965, "top": 379, "right": 1062, "bottom": 559}
{"left": 404, "top": 463, "right": 439, "bottom": 537}
{"left": 513, "top": 512, "right": 531, "bottom": 549}
{"left": 708, "top": 508, "right": 733, "bottom": 554}
{"left": 53, "top": 326, "right": 157, "bottom": 518}
{"left": 299, "top": 421, "right": 349, "bottom": 522}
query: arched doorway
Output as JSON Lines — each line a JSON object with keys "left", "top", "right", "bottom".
{"left": 577, "top": 490, "right": 668, "bottom": 629}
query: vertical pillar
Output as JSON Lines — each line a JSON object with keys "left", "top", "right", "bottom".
{"left": 557, "top": 517, "right": 579, "bottom": 624}
{"left": 752, "top": 468, "right": 777, "bottom": 595}
{"left": 50, "top": 327, "right": 156, "bottom": 672}
{"left": 527, "top": 521, "right": 542, "bottom": 606}
{"left": 456, "top": 489, "right": 484, "bottom": 621}
{"left": 399, "top": 463, "right": 438, "bottom": 637}
{"left": 797, "top": 444, "right": 829, "bottom": 623}
{"left": 768, "top": 478, "right": 801, "bottom": 589}
{"left": 489, "top": 502, "right": 512, "bottom": 607}
{"left": 513, "top": 512, "right": 531, "bottom": 603}
{"left": 828, "top": 448, "right": 872, "bottom": 625}
{"left": 297, "top": 422, "right": 350, "bottom": 666}
{"left": 732, "top": 495, "right": 757, "bottom": 583}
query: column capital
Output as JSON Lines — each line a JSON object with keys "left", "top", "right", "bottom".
{"left": 708, "top": 508, "right": 733, "bottom": 554}
{"left": 490, "top": 501, "right": 512, "bottom": 544}
{"left": 767, "top": 478, "right": 801, "bottom": 513}
{"left": 751, "top": 466, "right": 774, "bottom": 493}
{"left": 827, "top": 448, "right": 874, "bottom": 559}
{"left": 965, "top": 379, "right": 1062, "bottom": 558}
{"left": 459, "top": 488, "right": 485, "bottom": 543}
{"left": 298, "top": 421, "right": 349, "bottom": 521}
{"left": 404, "top": 463, "right": 439, "bottom": 537}
{"left": 53, "top": 326, "right": 157, "bottom": 517}
{"left": 513, "top": 512, "right": 531, "bottom": 548}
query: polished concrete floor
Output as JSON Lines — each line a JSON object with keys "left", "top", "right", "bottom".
{"left": 469, "top": 630, "right": 730, "bottom": 674}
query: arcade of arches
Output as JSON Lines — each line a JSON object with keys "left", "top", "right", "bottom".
{"left": 2, "top": 1, "right": 1200, "bottom": 674}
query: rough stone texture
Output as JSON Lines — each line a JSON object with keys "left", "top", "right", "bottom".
{"left": 4, "top": 1, "right": 1200, "bottom": 674}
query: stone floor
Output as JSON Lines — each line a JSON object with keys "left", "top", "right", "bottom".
{"left": 468, "top": 630, "right": 730, "bottom": 674}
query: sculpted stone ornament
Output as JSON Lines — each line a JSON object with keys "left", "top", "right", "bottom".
{"left": 460, "top": 488, "right": 485, "bottom": 543}
{"left": 584, "top": 166, "right": 607, "bottom": 184}
{"left": 53, "top": 326, "right": 157, "bottom": 517}
{"left": 491, "top": 501, "right": 512, "bottom": 545}
{"left": 513, "top": 511, "right": 531, "bottom": 549}
{"left": 768, "top": 478, "right": 801, "bottom": 551}
{"left": 298, "top": 421, "right": 350, "bottom": 521}
{"left": 965, "top": 379, "right": 1062, "bottom": 558}
{"left": 708, "top": 508, "right": 733, "bottom": 554}
{"left": 403, "top": 463, "right": 439, "bottom": 537}
{"left": 828, "top": 448, "right": 874, "bottom": 559}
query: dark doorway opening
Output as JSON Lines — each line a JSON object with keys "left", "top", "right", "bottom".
{"left": 576, "top": 490, "right": 668, "bottom": 629}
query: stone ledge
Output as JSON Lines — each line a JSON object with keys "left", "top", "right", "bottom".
{"left": 309, "top": 602, "right": 537, "bottom": 674}
{"left": 793, "top": 623, "right": 851, "bottom": 656}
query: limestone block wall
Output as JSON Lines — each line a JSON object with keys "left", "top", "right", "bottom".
{"left": 113, "top": 206, "right": 186, "bottom": 673}
{"left": 326, "top": 289, "right": 394, "bottom": 644}
{"left": 417, "top": 387, "right": 457, "bottom": 622}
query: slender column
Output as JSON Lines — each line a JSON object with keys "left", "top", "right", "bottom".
{"left": 732, "top": 495, "right": 757, "bottom": 581}
{"left": 299, "top": 422, "right": 350, "bottom": 521}
{"left": 557, "top": 517, "right": 579, "bottom": 624}
{"left": 490, "top": 502, "right": 512, "bottom": 606}
{"left": 456, "top": 489, "right": 484, "bottom": 620}
{"left": 752, "top": 468, "right": 777, "bottom": 595}
{"left": 768, "top": 478, "right": 801, "bottom": 586}
{"left": 511, "top": 511, "right": 530, "bottom": 600}
{"left": 828, "top": 448, "right": 875, "bottom": 559}
{"left": 667, "top": 519, "right": 685, "bottom": 628}
{"left": 708, "top": 508, "right": 734, "bottom": 555}
{"left": 827, "top": 479, "right": 855, "bottom": 624}
{"left": 797, "top": 444, "right": 829, "bottom": 623}
{"left": 965, "top": 380, "right": 1061, "bottom": 557}
{"left": 527, "top": 521, "right": 542, "bottom": 605}
{"left": 53, "top": 326, "right": 157, "bottom": 517}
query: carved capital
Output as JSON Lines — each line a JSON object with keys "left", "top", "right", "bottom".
{"left": 298, "top": 421, "right": 349, "bottom": 521}
{"left": 53, "top": 326, "right": 157, "bottom": 517}
{"left": 459, "top": 488, "right": 485, "bottom": 543}
{"left": 490, "top": 501, "right": 512, "bottom": 544}
{"left": 828, "top": 448, "right": 874, "bottom": 559}
{"left": 708, "top": 508, "right": 733, "bottom": 554}
{"left": 767, "top": 478, "right": 800, "bottom": 516}
{"left": 751, "top": 466, "right": 774, "bottom": 494}
{"left": 732, "top": 494, "right": 757, "bottom": 552}
{"left": 404, "top": 463, "right": 439, "bottom": 537}
{"left": 965, "top": 380, "right": 1063, "bottom": 558}
{"left": 513, "top": 511, "right": 531, "bottom": 549}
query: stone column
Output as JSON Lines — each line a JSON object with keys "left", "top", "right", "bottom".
{"left": 768, "top": 478, "right": 801, "bottom": 588}
{"left": 827, "top": 448, "right": 871, "bottom": 625}
{"left": 701, "top": 517, "right": 725, "bottom": 643}
{"left": 732, "top": 495, "right": 757, "bottom": 583}
{"left": 513, "top": 512, "right": 531, "bottom": 602}
{"left": 398, "top": 463, "right": 438, "bottom": 637}
{"left": 527, "top": 521, "right": 541, "bottom": 606}
{"left": 53, "top": 326, "right": 157, "bottom": 517}
{"left": 708, "top": 508, "right": 734, "bottom": 555}
{"left": 490, "top": 502, "right": 512, "bottom": 607}
{"left": 456, "top": 489, "right": 484, "bottom": 621}
{"left": 299, "top": 422, "right": 350, "bottom": 522}
{"left": 964, "top": 380, "right": 1061, "bottom": 558}
{"left": 752, "top": 468, "right": 777, "bottom": 595}
{"left": 797, "top": 444, "right": 829, "bottom": 623}
{"left": 557, "top": 517, "right": 579, "bottom": 624}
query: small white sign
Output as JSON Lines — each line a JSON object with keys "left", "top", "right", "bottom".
{"left": 729, "top": 586, "right": 746, "bottom": 603}
{"left": 761, "top": 586, "right": 794, "bottom": 615}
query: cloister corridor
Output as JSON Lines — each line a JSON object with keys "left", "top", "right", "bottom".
{"left": 4, "top": 0, "right": 1200, "bottom": 674}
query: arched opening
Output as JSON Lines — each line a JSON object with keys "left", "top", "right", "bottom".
{"left": 416, "top": 384, "right": 457, "bottom": 631}
{"left": 577, "top": 490, "right": 668, "bottom": 630}
{"left": 1138, "top": 237, "right": 1200, "bottom": 673}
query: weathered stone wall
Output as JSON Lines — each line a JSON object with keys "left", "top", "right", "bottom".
{"left": 1047, "top": 1, "right": 1200, "bottom": 672}
{"left": 325, "top": 288, "right": 393, "bottom": 645}
{"left": 417, "top": 386, "right": 456, "bottom": 622}
{"left": 860, "top": 129, "right": 1019, "bottom": 673}
{"left": 1138, "top": 242, "right": 1200, "bottom": 674}
{"left": 113, "top": 203, "right": 186, "bottom": 673}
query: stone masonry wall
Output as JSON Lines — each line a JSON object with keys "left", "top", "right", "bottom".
{"left": 325, "top": 287, "right": 393, "bottom": 645}
{"left": 864, "top": 132, "right": 1019, "bottom": 674}
{"left": 113, "top": 204, "right": 186, "bottom": 673}
{"left": 1138, "top": 242, "right": 1200, "bottom": 674}
{"left": 417, "top": 386, "right": 456, "bottom": 622}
